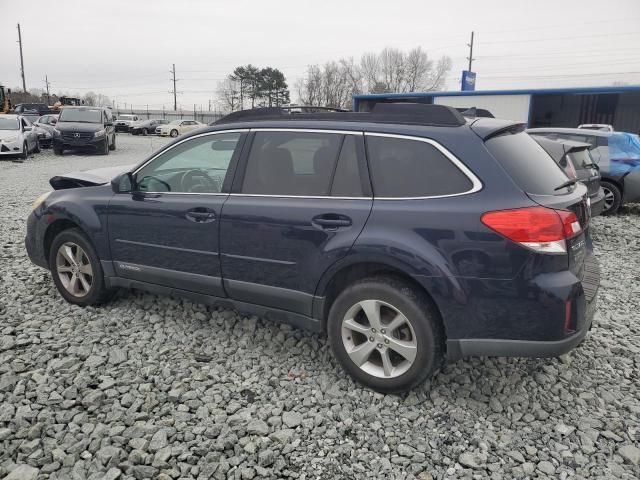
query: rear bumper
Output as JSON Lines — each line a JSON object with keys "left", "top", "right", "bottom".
{"left": 446, "top": 254, "right": 600, "bottom": 361}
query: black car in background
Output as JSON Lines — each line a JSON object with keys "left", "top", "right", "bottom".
{"left": 130, "top": 118, "right": 169, "bottom": 135}
{"left": 533, "top": 136, "right": 605, "bottom": 216}
{"left": 13, "top": 103, "right": 54, "bottom": 122}
{"left": 32, "top": 114, "right": 59, "bottom": 148}
{"left": 52, "top": 107, "right": 116, "bottom": 155}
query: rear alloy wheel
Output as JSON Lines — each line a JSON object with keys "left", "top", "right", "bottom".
{"left": 109, "top": 134, "right": 116, "bottom": 151}
{"left": 601, "top": 181, "right": 622, "bottom": 215}
{"left": 328, "top": 276, "right": 443, "bottom": 393}
{"left": 34, "top": 139, "right": 41, "bottom": 153}
{"left": 49, "top": 229, "right": 112, "bottom": 306}
{"left": 170, "top": 129, "right": 178, "bottom": 137}
{"left": 21, "top": 142, "right": 28, "bottom": 160}
{"left": 101, "top": 138, "right": 109, "bottom": 155}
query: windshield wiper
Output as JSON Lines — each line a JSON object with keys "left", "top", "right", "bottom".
{"left": 554, "top": 178, "right": 579, "bottom": 191}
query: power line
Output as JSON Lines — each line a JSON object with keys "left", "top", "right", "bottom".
{"left": 479, "top": 30, "right": 640, "bottom": 45}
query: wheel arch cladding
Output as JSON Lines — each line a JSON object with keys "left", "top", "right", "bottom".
{"left": 317, "top": 260, "right": 448, "bottom": 339}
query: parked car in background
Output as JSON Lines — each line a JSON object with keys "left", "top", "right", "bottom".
{"left": 26, "top": 104, "right": 599, "bottom": 392}
{"left": 578, "top": 124, "right": 614, "bottom": 132}
{"left": 33, "top": 114, "right": 60, "bottom": 148}
{"left": 533, "top": 136, "right": 605, "bottom": 216}
{"left": 528, "top": 128, "right": 640, "bottom": 214}
{"left": 0, "top": 114, "right": 40, "bottom": 159}
{"left": 114, "top": 114, "right": 140, "bottom": 133}
{"left": 52, "top": 106, "right": 116, "bottom": 155}
{"left": 130, "top": 118, "right": 169, "bottom": 135}
{"left": 156, "top": 119, "right": 205, "bottom": 137}
{"left": 13, "top": 103, "right": 54, "bottom": 122}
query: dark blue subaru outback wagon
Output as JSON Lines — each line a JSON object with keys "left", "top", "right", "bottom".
{"left": 26, "top": 104, "right": 600, "bottom": 392}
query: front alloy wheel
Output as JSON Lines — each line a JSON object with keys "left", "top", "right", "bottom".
{"left": 170, "top": 129, "right": 178, "bottom": 137}
{"left": 55, "top": 242, "right": 94, "bottom": 298}
{"left": 341, "top": 300, "right": 417, "bottom": 378}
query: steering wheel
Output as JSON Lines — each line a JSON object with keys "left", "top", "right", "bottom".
{"left": 179, "top": 169, "right": 220, "bottom": 193}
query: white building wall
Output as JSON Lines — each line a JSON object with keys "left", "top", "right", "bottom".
{"left": 434, "top": 94, "right": 532, "bottom": 123}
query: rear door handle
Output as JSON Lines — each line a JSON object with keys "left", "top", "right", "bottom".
{"left": 312, "top": 214, "right": 352, "bottom": 230}
{"left": 186, "top": 208, "right": 216, "bottom": 223}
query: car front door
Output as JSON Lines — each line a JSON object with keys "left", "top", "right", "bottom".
{"left": 21, "top": 118, "right": 36, "bottom": 150}
{"left": 219, "top": 129, "right": 373, "bottom": 317}
{"left": 108, "top": 130, "right": 247, "bottom": 296}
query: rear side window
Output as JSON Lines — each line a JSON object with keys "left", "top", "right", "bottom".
{"left": 242, "top": 131, "right": 342, "bottom": 196}
{"left": 366, "top": 135, "right": 473, "bottom": 197}
{"left": 486, "top": 132, "right": 568, "bottom": 195}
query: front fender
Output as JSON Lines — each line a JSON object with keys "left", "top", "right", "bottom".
{"left": 41, "top": 185, "right": 112, "bottom": 260}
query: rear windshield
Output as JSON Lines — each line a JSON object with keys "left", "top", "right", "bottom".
{"left": 485, "top": 132, "right": 569, "bottom": 195}
{"left": 567, "top": 148, "right": 593, "bottom": 169}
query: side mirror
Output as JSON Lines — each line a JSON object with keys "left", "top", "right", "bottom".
{"left": 51, "top": 119, "right": 57, "bottom": 125}
{"left": 111, "top": 172, "right": 133, "bottom": 193}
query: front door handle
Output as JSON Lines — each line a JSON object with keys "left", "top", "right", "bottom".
{"left": 312, "top": 214, "right": 352, "bottom": 230}
{"left": 186, "top": 208, "right": 216, "bottom": 223}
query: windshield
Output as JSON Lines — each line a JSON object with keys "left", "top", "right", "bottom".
{"left": 0, "top": 118, "right": 19, "bottom": 130}
{"left": 59, "top": 109, "right": 102, "bottom": 123}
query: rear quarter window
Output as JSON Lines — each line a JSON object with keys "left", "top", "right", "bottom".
{"left": 486, "top": 132, "right": 569, "bottom": 195}
{"left": 365, "top": 135, "right": 474, "bottom": 197}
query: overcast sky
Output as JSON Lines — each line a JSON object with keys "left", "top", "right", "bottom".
{"left": 2, "top": 0, "right": 640, "bottom": 110}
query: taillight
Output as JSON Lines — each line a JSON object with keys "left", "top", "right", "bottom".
{"left": 481, "top": 206, "right": 582, "bottom": 254}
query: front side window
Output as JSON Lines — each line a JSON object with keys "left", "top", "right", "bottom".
{"left": 366, "top": 135, "right": 473, "bottom": 197}
{"left": 135, "top": 132, "right": 241, "bottom": 193}
{"left": 241, "top": 131, "right": 342, "bottom": 196}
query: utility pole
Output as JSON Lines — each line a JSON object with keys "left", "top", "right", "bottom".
{"left": 44, "top": 75, "right": 51, "bottom": 104}
{"left": 17, "top": 24, "right": 27, "bottom": 92}
{"left": 170, "top": 64, "right": 178, "bottom": 111}
{"left": 466, "top": 31, "right": 475, "bottom": 72}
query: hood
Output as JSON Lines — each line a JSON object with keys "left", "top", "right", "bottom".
{"left": 50, "top": 164, "right": 135, "bottom": 190}
{"left": 0, "top": 129, "right": 22, "bottom": 140}
{"left": 56, "top": 121, "right": 104, "bottom": 133}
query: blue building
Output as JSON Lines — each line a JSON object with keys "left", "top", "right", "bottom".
{"left": 353, "top": 85, "right": 640, "bottom": 133}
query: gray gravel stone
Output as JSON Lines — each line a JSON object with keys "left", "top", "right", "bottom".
{"left": 619, "top": 444, "right": 640, "bottom": 465}
{"left": 246, "top": 419, "right": 269, "bottom": 436}
{"left": 4, "top": 465, "right": 39, "bottom": 480}
{"left": 282, "top": 411, "right": 303, "bottom": 427}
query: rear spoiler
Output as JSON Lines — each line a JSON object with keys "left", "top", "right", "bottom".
{"left": 469, "top": 118, "right": 526, "bottom": 141}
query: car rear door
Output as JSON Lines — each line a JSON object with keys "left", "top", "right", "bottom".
{"left": 219, "top": 129, "right": 372, "bottom": 317}
{"left": 108, "top": 130, "right": 247, "bottom": 296}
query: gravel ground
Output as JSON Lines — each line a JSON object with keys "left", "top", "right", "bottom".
{"left": 0, "top": 134, "right": 639, "bottom": 480}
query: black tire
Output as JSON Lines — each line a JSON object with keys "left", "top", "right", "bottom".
{"left": 34, "top": 139, "right": 41, "bottom": 153}
{"left": 53, "top": 146, "right": 63, "bottom": 156}
{"left": 170, "top": 129, "right": 178, "bottom": 138}
{"left": 22, "top": 142, "right": 28, "bottom": 159}
{"left": 109, "top": 134, "right": 116, "bottom": 151}
{"left": 327, "top": 276, "right": 444, "bottom": 393}
{"left": 142, "top": 128, "right": 148, "bottom": 136}
{"left": 601, "top": 181, "right": 622, "bottom": 215}
{"left": 48, "top": 228, "right": 112, "bottom": 306}
{"left": 100, "top": 138, "right": 109, "bottom": 155}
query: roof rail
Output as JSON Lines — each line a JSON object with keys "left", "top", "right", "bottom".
{"left": 214, "top": 102, "right": 466, "bottom": 127}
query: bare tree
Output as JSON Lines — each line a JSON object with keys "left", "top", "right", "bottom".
{"left": 297, "top": 46, "right": 452, "bottom": 108}
{"left": 216, "top": 79, "right": 240, "bottom": 113}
